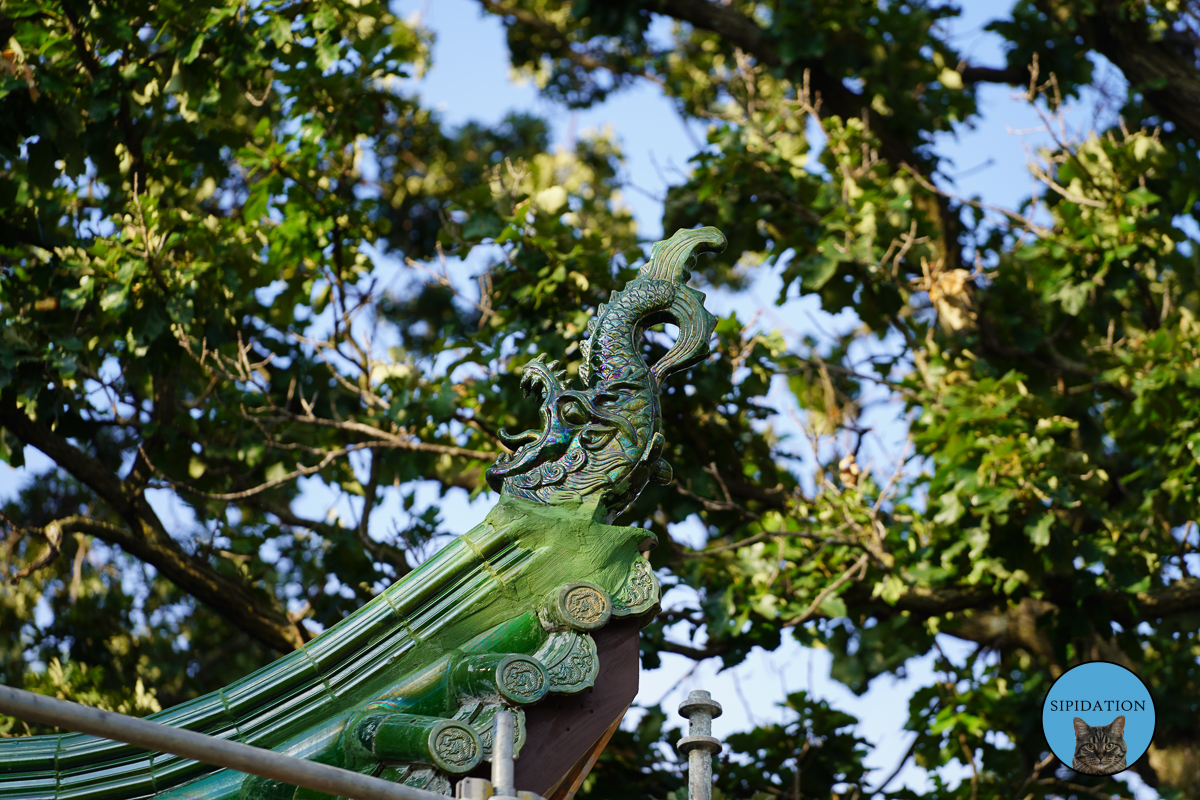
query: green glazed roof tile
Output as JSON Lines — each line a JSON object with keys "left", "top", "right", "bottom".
{"left": 0, "top": 736, "right": 58, "bottom": 774}
{"left": 0, "top": 777, "right": 56, "bottom": 800}
{"left": 54, "top": 734, "right": 151, "bottom": 773}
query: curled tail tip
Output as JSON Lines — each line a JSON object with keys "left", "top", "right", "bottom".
{"left": 640, "top": 226, "right": 727, "bottom": 284}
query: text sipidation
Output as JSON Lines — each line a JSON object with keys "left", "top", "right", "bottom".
{"left": 1049, "top": 700, "right": 1147, "bottom": 712}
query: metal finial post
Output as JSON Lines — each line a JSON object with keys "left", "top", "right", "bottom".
{"left": 677, "top": 690, "right": 723, "bottom": 800}
{"left": 491, "top": 709, "right": 517, "bottom": 797}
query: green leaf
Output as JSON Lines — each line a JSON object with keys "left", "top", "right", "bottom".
{"left": 818, "top": 595, "right": 847, "bottom": 618}
{"left": 0, "top": 428, "right": 24, "bottom": 468}
{"left": 933, "top": 490, "right": 964, "bottom": 525}
{"left": 315, "top": 34, "right": 340, "bottom": 70}
{"left": 313, "top": 6, "right": 338, "bottom": 30}
{"left": 268, "top": 15, "right": 293, "bottom": 45}
{"left": 1124, "top": 187, "right": 1160, "bottom": 208}
{"left": 244, "top": 187, "right": 269, "bottom": 223}
{"left": 99, "top": 283, "right": 129, "bottom": 312}
{"left": 183, "top": 34, "right": 206, "bottom": 64}
{"left": 1024, "top": 513, "right": 1053, "bottom": 549}
{"left": 797, "top": 256, "right": 839, "bottom": 290}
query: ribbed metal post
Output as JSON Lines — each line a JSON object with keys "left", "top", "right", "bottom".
{"left": 456, "top": 776, "right": 548, "bottom": 800}
{"left": 491, "top": 708, "right": 517, "bottom": 796}
{"left": 0, "top": 685, "right": 445, "bottom": 800}
{"left": 455, "top": 777, "right": 493, "bottom": 799}
{"left": 677, "top": 690, "right": 723, "bottom": 800}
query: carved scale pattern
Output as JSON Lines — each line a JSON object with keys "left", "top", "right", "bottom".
{"left": 612, "top": 556, "right": 660, "bottom": 617}
{"left": 535, "top": 632, "right": 600, "bottom": 694}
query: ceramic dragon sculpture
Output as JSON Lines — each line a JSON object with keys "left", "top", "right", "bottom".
{"left": 0, "top": 227, "right": 727, "bottom": 800}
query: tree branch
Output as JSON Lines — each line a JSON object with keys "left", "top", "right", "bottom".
{"left": 2, "top": 513, "right": 64, "bottom": 580}
{"left": 1083, "top": 0, "right": 1200, "bottom": 145}
{"left": 1131, "top": 576, "right": 1200, "bottom": 619}
{"left": 656, "top": 0, "right": 923, "bottom": 170}
{"left": 0, "top": 397, "right": 304, "bottom": 653}
{"left": 659, "top": 576, "right": 1200, "bottom": 662}
{"left": 243, "top": 413, "right": 497, "bottom": 462}
{"left": 960, "top": 65, "right": 1027, "bottom": 85}
{"left": 782, "top": 552, "right": 869, "bottom": 626}
{"left": 860, "top": 577, "right": 1200, "bottom": 626}
{"left": 657, "top": 639, "right": 727, "bottom": 660}
{"left": 58, "top": 3, "right": 102, "bottom": 77}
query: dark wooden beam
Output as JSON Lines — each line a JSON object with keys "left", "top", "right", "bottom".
{"left": 512, "top": 618, "right": 642, "bottom": 797}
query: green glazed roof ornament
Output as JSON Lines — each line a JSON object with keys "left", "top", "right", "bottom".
{"left": 488, "top": 225, "right": 724, "bottom": 521}
{"left": 0, "top": 227, "right": 727, "bottom": 800}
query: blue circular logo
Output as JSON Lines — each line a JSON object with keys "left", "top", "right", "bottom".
{"left": 1042, "top": 661, "right": 1155, "bottom": 776}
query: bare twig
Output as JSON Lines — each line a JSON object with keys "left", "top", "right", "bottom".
{"left": 9, "top": 519, "right": 64, "bottom": 581}
{"left": 958, "top": 731, "right": 979, "bottom": 800}
{"left": 681, "top": 526, "right": 854, "bottom": 559}
{"left": 1011, "top": 753, "right": 1056, "bottom": 800}
{"left": 901, "top": 164, "right": 1054, "bottom": 239}
{"left": 141, "top": 443, "right": 377, "bottom": 501}
{"left": 1027, "top": 161, "right": 1106, "bottom": 208}
{"left": 782, "top": 552, "right": 869, "bottom": 626}
{"left": 1034, "top": 778, "right": 1119, "bottom": 800}
{"left": 868, "top": 733, "right": 919, "bottom": 796}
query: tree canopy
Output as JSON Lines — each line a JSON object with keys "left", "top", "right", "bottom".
{"left": 3, "top": 0, "right": 1200, "bottom": 798}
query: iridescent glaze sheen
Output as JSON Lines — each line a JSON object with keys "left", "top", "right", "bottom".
{"left": 487, "top": 227, "right": 725, "bottom": 522}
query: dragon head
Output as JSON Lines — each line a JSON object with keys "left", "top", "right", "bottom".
{"left": 485, "top": 227, "right": 725, "bottom": 522}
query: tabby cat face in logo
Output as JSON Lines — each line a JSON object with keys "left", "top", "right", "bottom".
{"left": 1072, "top": 715, "right": 1128, "bottom": 775}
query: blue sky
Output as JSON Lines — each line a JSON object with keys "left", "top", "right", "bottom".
{"left": 0, "top": 1, "right": 1157, "bottom": 795}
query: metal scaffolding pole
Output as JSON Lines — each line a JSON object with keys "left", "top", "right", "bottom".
{"left": 491, "top": 708, "right": 517, "bottom": 796}
{"left": 0, "top": 684, "right": 446, "bottom": 800}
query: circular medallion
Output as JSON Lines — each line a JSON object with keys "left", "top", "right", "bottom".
{"left": 1041, "top": 661, "right": 1156, "bottom": 776}
{"left": 430, "top": 723, "right": 480, "bottom": 774}
{"left": 497, "top": 655, "right": 548, "bottom": 705}
{"left": 556, "top": 582, "right": 612, "bottom": 630}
